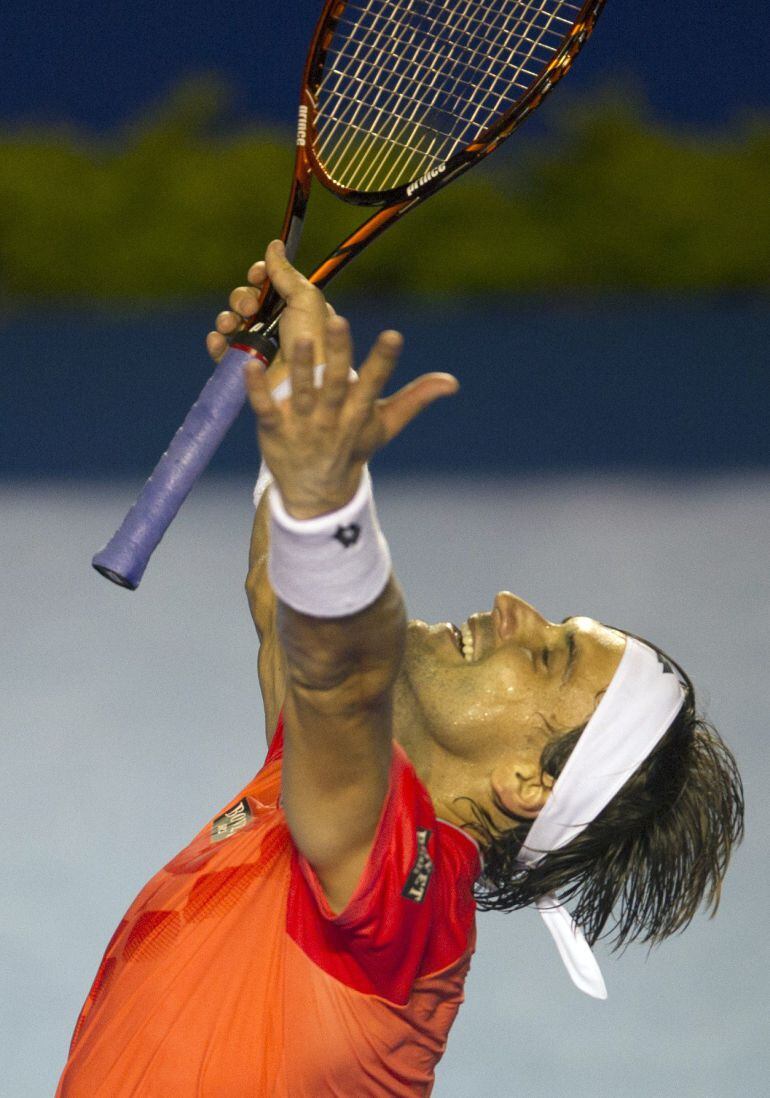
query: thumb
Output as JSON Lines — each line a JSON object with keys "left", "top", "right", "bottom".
{"left": 379, "top": 372, "right": 459, "bottom": 442}
{"left": 264, "top": 239, "right": 310, "bottom": 301}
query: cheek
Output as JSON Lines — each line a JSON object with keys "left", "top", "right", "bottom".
{"left": 461, "top": 680, "right": 516, "bottom": 722}
{"left": 414, "top": 672, "right": 508, "bottom": 742}
{"left": 450, "top": 670, "right": 545, "bottom": 733}
{"left": 409, "top": 647, "right": 562, "bottom": 735}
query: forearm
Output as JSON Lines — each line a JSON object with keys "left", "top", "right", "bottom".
{"left": 246, "top": 497, "right": 273, "bottom": 641}
{"left": 270, "top": 467, "right": 406, "bottom": 833}
{"left": 245, "top": 357, "right": 293, "bottom": 628}
{"left": 279, "top": 578, "right": 404, "bottom": 826}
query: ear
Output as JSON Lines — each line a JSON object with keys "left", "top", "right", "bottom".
{"left": 491, "top": 761, "right": 553, "bottom": 820}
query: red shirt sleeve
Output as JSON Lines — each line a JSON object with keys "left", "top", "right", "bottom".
{"left": 286, "top": 741, "right": 477, "bottom": 1005}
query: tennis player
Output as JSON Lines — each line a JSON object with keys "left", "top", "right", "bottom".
{"left": 57, "top": 242, "right": 743, "bottom": 1096}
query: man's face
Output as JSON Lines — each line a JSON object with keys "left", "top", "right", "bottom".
{"left": 400, "top": 592, "right": 625, "bottom": 786}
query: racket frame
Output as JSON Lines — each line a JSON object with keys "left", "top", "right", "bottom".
{"left": 92, "top": 0, "right": 609, "bottom": 588}
{"left": 246, "top": 0, "right": 607, "bottom": 311}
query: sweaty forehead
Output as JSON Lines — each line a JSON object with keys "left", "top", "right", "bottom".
{"left": 548, "top": 620, "right": 625, "bottom": 730}
{"left": 566, "top": 618, "right": 626, "bottom": 689}
{"left": 570, "top": 616, "right": 626, "bottom": 647}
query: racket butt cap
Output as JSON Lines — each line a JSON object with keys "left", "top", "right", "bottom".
{"left": 92, "top": 559, "right": 138, "bottom": 590}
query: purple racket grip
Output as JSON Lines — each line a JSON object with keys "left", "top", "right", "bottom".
{"left": 92, "top": 345, "right": 255, "bottom": 589}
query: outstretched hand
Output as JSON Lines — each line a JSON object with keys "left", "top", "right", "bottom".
{"left": 208, "top": 240, "right": 458, "bottom": 519}
{"left": 242, "top": 247, "right": 458, "bottom": 520}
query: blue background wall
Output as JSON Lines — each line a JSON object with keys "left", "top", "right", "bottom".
{"left": 1, "top": 298, "right": 768, "bottom": 476}
{"left": 1, "top": 0, "right": 766, "bottom": 132}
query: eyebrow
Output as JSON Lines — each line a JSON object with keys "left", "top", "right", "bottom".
{"left": 561, "top": 630, "right": 578, "bottom": 685}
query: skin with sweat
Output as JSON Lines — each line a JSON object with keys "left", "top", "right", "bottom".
{"left": 392, "top": 592, "right": 625, "bottom": 832}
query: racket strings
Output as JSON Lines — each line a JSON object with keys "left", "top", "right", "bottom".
{"left": 314, "top": 0, "right": 582, "bottom": 192}
{"left": 317, "top": 10, "right": 542, "bottom": 177}
{"left": 343, "top": 0, "right": 570, "bottom": 68}
{"left": 318, "top": 0, "right": 523, "bottom": 171}
{"left": 328, "top": 18, "right": 544, "bottom": 110}
{"left": 317, "top": 0, "right": 540, "bottom": 192}
{"left": 319, "top": 0, "right": 572, "bottom": 190}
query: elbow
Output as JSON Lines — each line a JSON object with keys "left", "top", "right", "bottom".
{"left": 286, "top": 627, "right": 406, "bottom": 710}
{"left": 288, "top": 667, "right": 397, "bottom": 719}
{"left": 281, "top": 582, "right": 407, "bottom": 707}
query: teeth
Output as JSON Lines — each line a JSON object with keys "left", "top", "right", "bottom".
{"left": 461, "top": 623, "right": 474, "bottom": 662}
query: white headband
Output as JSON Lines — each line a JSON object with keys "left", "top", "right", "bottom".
{"left": 516, "top": 636, "right": 686, "bottom": 999}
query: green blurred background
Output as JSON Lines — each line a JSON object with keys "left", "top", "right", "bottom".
{"left": 2, "top": 76, "right": 768, "bottom": 302}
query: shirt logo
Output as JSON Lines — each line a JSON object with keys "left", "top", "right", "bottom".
{"left": 402, "top": 827, "right": 434, "bottom": 903}
{"left": 211, "top": 798, "right": 253, "bottom": 843}
{"left": 334, "top": 523, "right": 361, "bottom": 548}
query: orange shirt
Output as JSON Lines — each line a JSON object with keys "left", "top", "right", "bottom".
{"left": 57, "top": 718, "right": 481, "bottom": 1096}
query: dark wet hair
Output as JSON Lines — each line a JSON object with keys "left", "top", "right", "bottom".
{"left": 456, "top": 634, "right": 745, "bottom": 949}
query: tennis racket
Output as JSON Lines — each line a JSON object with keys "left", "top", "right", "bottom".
{"left": 93, "top": 0, "right": 607, "bottom": 589}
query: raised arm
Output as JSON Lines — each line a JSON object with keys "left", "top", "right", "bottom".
{"left": 208, "top": 249, "right": 457, "bottom": 747}
{"left": 207, "top": 259, "right": 331, "bottom": 738}
{"left": 245, "top": 241, "right": 458, "bottom": 912}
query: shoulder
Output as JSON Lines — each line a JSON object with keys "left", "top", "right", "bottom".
{"left": 286, "top": 742, "right": 480, "bottom": 1003}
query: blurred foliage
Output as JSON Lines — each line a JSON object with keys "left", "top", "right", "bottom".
{"left": 0, "top": 76, "right": 767, "bottom": 301}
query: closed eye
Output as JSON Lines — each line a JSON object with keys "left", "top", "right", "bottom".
{"left": 562, "top": 630, "right": 578, "bottom": 684}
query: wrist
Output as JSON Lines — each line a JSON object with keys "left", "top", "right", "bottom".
{"left": 277, "top": 470, "right": 364, "bottom": 521}
{"left": 268, "top": 468, "right": 392, "bottom": 619}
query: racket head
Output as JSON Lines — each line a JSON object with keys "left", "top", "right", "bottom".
{"left": 301, "top": 0, "right": 607, "bottom": 207}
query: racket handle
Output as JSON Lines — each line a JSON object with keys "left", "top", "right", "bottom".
{"left": 92, "top": 340, "right": 271, "bottom": 589}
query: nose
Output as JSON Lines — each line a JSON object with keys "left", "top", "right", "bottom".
{"left": 493, "top": 592, "right": 550, "bottom": 640}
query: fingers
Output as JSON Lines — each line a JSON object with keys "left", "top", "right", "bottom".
{"left": 206, "top": 302, "right": 251, "bottom": 363}
{"left": 206, "top": 329, "right": 228, "bottom": 363}
{"left": 244, "top": 360, "right": 280, "bottom": 429}
{"left": 289, "top": 337, "right": 316, "bottom": 417}
{"left": 218, "top": 282, "right": 261, "bottom": 335}
{"left": 224, "top": 265, "right": 267, "bottom": 329}
{"left": 229, "top": 286, "right": 260, "bottom": 318}
{"left": 379, "top": 372, "right": 459, "bottom": 442}
{"left": 207, "top": 262, "right": 267, "bottom": 362}
{"left": 354, "top": 330, "right": 404, "bottom": 409}
{"left": 319, "top": 316, "right": 353, "bottom": 412}
{"left": 247, "top": 260, "right": 267, "bottom": 287}
{"left": 264, "top": 239, "right": 310, "bottom": 302}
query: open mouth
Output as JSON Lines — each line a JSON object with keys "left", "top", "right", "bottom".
{"left": 450, "top": 621, "right": 475, "bottom": 661}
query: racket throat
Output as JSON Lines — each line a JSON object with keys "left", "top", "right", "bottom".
{"left": 284, "top": 213, "right": 305, "bottom": 263}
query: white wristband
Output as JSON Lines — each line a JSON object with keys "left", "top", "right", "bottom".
{"left": 268, "top": 468, "right": 391, "bottom": 618}
{"left": 252, "top": 363, "right": 357, "bottom": 509}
